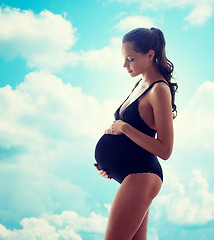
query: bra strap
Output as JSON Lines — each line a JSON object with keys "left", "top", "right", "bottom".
{"left": 138, "top": 80, "right": 169, "bottom": 99}
{"left": 120, "top": 78, "right": 142, "bottom": 105}
{"left": 131, "top": 78, "right": 142, "bottom": 93}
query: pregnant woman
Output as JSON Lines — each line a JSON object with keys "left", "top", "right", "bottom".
{"left": 94, "top": 27, "right": 178, "bottom": 240}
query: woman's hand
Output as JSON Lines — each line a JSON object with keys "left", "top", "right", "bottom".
{"left": 94, "top": 164, "right": 111, "bottom": 180}
{"left": 105, "top": 120, "right": 127, "bottom": 135}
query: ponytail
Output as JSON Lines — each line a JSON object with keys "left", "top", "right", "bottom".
{"left": 150, "top": 28, "right": 178, "bottom": 118}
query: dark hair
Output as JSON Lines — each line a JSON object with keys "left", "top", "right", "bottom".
{"left": 122, "top": 27, "right": 178, "bottom": 118}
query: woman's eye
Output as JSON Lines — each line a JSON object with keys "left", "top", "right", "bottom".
{"left": 127, "top": 58, "right": 134, "bottom": 62}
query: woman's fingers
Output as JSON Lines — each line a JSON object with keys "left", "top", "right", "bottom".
{"left": 105, "top": 128, "right": 112, "bottom": 134}
{"left": 100, "top": 170, "right": 108, "bottom": 177}
{"left": 94, "top": 163, "right": 99, "bottom": 170}
{"left": 99, "top": 170, "right": 108, "bottom": 178}
{"left": 105, "top": 120, "right": 125, "bottom": 135}
{"left": 94, "top": 164, "right": 111, "bottom": 180}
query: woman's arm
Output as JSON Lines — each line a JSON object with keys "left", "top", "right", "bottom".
{"left": 108, "top": 83, "right": 174, "bottom": 160}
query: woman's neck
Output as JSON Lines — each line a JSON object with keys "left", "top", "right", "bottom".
{"left": 142, "top": 64, "right": 164, "bottom": 84}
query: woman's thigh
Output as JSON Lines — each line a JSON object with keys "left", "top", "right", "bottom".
{"left": 132, "top": 209, "right": 149, "bottom": 240}
{"left": 104, "top": 173, "right": 162, "bottom": 240}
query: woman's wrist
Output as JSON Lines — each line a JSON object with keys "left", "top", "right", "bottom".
{"left": 121, "top": 122, "right": 130, "bottom": 134}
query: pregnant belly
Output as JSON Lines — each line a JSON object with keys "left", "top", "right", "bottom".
{"left": 95, "top": 134, "right": 152, "bottom": 182}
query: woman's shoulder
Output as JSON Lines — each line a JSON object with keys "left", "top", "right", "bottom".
{"left": 151, "top": 80, "right": 170, "bottom": 92}
{"left": 149, "top": 80, "right": 171, "bottom": 102}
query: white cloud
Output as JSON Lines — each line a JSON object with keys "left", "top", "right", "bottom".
{"left": 155, "top": 167, "right": 214, "bottom": 224}
{"left": 104, "top": 203, "right": 111, "bottom": 213}
{"left": 0, "top": 71, "right": 117, "bottom": 142}
{"left": 174, "top": 81, "right": 214, "bottom": 150}
{"left": 0, "top": 161, "right": 89, "bottom": 227}
{"left": 0, "top": 7, "right": 79, "bottom": 71}
{"left": 0, "top": 6, "right": 135, "bottom": 95}
{"left": 80, "top": 36, "right": 139, "bottom": 97}
{"left": 0, "top": 210, "right": 107, "bottom": 240}
{"left": 115, "top": 15, "right": 155, "bottom": 32}
{"left": 111, "top": 0, "right": 214, "bottom": 25}
{"left": 45, "top": 211, "right": 107, "bottom": 233}
{"left": 0, "top": 71, "right": 118, "bottom": 227}
{"left": 81, "top": 37, "right": 123, "bottom": 73}
{"left": 80, "top": 36, "right": 137, "bottom": 100}
{"left": 152, "top": 81, "right": 214, "bottom": 225}
{"left": 185, "top": 2, "right": 213, "bottom": 25}
{"left": 148, "top": 228, "right": 159, "bottom": 240}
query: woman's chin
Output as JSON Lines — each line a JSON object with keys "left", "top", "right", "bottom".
{"left": 129, "top": 71, "right": 135, "bottom": 77}
{"left": 129, "top": 72, "right": 140, "bottom": 78}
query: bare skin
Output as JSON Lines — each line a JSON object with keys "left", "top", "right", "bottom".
{"left": 94, "top": 163, "right": 161, "bottom": 240}
{"left": 94, "top": 41, "right": 174, "bottom": 239}
{"left": 105, "top": 173, "right": 162, "bottom": 240}
{"left": 132, "top": 209, "right": 149, "bottom": 240}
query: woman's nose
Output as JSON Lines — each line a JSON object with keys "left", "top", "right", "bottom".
{"left": 123, "top": 61, "right": 128, "bottom": 68}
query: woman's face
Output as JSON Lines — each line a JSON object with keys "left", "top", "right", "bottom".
{"left": 122, "top": 42, "right": 150, "bottom": 77}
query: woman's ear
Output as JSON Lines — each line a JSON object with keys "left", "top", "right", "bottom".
{"left": 147, "top": 50, "right": 155, "bottom": 61}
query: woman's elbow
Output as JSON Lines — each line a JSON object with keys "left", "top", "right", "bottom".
{"left": 160, "top": 153, "right": 171, "bottom": 160}
{"left": 158, "top": 146, "right": 172, "bottom": 160}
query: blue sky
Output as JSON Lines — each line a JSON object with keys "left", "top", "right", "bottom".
{"left": 0, "top": 0, "right": 214, "bottom": 239}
